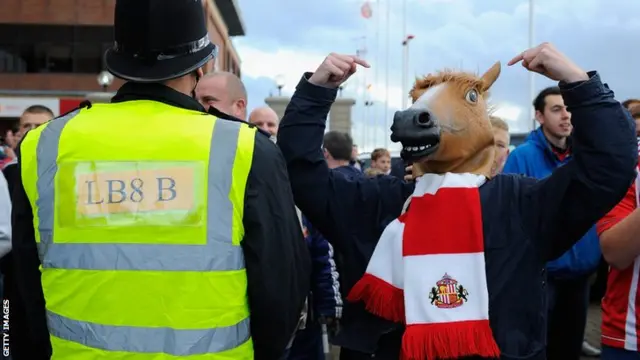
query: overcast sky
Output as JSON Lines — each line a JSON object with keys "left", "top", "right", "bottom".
{"left": 234, "top": 0, "right": 639, "bottom": 152}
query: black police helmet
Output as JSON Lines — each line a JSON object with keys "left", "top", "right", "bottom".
{"left": 104, "top": 0, "right": 218, "bottom": 83}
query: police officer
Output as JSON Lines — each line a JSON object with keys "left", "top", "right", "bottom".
{"left": 10, "top": 1, "right": 310, "bottom": 359}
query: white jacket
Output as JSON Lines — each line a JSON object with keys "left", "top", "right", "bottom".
{"left": 0, "top": 174, "right": 11, "bottom": 258}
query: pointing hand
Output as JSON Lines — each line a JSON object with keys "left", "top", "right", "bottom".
{"left": 308, "top": 53, "right": 370, "bottom": 89}
{"left": 508, "top": 42, "right": 589, "bottom": 83}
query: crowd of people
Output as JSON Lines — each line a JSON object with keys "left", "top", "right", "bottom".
{"left": 1, "top": 1, "right": 640, "bottom": 360}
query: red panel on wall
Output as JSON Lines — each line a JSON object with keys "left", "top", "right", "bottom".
{"left": 59, "top": 98, "right": 84, "bottom": 115}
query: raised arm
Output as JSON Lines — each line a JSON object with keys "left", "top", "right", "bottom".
{"left": 513, "top": 45, "right": 637, "bottom": 261}
{"left": 277, "top": 54, "right": 413, "bottom": 249}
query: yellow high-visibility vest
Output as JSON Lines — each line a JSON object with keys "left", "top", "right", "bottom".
{"left": 20, "top": 100, "right": 256, "bottom": 360}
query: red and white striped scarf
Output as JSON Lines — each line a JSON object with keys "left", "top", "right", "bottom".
{"left": 348, "top": 172, "right": 500, "bottom": 359}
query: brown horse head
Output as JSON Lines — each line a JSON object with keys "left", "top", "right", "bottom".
{"left": 390, "top": 62, "right": 501, "bottom": 177}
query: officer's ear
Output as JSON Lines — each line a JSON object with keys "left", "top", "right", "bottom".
{"left": 196, "top": 67, "right": 205, "bottom": 79}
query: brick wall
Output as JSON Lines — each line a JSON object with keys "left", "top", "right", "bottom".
{"left": 0, "top": 0, "right": 116, "bottom": 25}
{"left": 0, "top": 74, "right": 124, "bottom": 92}
{"left": 203, "top": 0, "right": 241, "bottom": 77}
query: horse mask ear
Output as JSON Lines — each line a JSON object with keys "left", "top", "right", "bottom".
{"left": 480, "top": 62, "right": 501, "bottom": 92}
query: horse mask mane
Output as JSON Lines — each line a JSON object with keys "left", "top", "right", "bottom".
{"left": 390, "top": 62, "right": 501, "bottom": 177}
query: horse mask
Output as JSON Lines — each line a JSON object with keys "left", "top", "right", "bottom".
{"left": 391, "top": 62, "right": 501, "bottom": 177}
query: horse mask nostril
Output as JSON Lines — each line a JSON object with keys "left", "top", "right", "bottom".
{"left": 415, "top": 111, "right": 433, "bottom": 127}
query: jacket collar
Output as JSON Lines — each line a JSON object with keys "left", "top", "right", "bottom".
{"left": 527, "top": 128, "right": 572, "bottom": 164}
{"left": 111, "top": 82, "right": 206, "bottom": 113}
{"left": 334, "top": 165, "right": 363, "bottom": 177}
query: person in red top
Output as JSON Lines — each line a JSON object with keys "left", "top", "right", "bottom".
{"left": 597, "top": 98, "right": 640, "bottom": 360}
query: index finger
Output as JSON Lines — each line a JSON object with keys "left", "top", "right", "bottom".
{"left": 352, "top": 56, "right": 371, "bottom": 68}
{"left": 507, "top": 53, "right": 524, "bottom": 66}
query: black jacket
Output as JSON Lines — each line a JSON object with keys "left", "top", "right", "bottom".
{"left": 277, "top": 73, "right": 636, "bottom": 359}
{"left": 10, "top": 82, "right": 311, "bottom": 360}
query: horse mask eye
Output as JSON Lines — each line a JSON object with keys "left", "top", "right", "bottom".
{"left": 465, "top": 89, "right": 478, "bottom": 103}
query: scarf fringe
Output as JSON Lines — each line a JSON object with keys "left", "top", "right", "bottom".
{"left": 401, "top": 321, "right": 501, "bottom": 360}
{"left": 347, "top": 273, "right": 405, "bottom": 323}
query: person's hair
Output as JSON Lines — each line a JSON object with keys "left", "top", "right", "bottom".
{"left": 371, "top": 148, "right": 390, "bottom": 161}
{"left": 203, "top": 71, "right": 247, "bottom": 100}
{"left": 489, "top": 116, "right": 509, "bottom": 132}
{"left": 23, "top": 105, "right": 54, "bottom": 118}
{"left": 629, "top": 103, "right": 640, "bottom": 118}
{"left": 533, "top": 86, "right": 561, "bottom": 113}
{"left": 323, "top": 131, "right": 353, "bottom": 161}
{"left": 364, "top": 167, "right": 384, "bottom": 177}
{"left": 622, "top": 99, "right": 640, "bottom": 110}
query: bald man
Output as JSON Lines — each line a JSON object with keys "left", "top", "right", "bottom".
{"left": 196, "top": 71, "right": 247, "bottom": 120}
{"left": 249, "top": 106, "right": 279, "bottom": 138}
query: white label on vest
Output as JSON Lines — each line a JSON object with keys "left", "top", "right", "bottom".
{"left": 69, "top": 161, "right": 203, "bottom": 220}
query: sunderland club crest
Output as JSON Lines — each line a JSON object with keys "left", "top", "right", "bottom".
{"left": 428, "top": 273, "right": 469, "bottom": 309}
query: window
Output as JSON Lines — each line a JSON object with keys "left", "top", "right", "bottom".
{"left": 0, "top": 48, "right": 27, "bottom": 73}
{"left": 0, "top": 24, "right": 112, "bottom": 74}
{"left": 40, "top": 43, "right": 73, "bottom": 72}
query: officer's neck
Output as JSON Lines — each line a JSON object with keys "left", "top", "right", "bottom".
{"left": 164, "top": 76, "right": 196, "bottom": 97}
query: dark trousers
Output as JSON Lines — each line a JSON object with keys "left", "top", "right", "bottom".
{"left": 288, "top": 322, "right": 324, "bottom": 360}
{"left": 339, "top": 331, "right": 402, "bottom": 360}
{"left": 546, "top": 275, "right": 590, "bottom": 360}
{"left": 590, "top": 257, "right": 609, "bottom": 302}
{"left": 602, "top": 345, "right": 640, "bottom": 360}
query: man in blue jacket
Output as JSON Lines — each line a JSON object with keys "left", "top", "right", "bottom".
{"left": 277, "top": 43, "right": 637, "bottom": 359}
{"left": 503, "top": 86, "right": 601, "bottom": 359}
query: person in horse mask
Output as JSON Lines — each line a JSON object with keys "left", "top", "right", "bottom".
{"left": 277, "top": 43, "right": 636, "bottom": 359}
{"left": 9, "top": 1, "right": 310, "bottom": 359}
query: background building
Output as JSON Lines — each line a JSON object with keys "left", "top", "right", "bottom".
{"left": 0, "top": 0, "right": 244, "bottom": 132}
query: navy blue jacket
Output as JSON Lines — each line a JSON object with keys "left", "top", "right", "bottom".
{"left": 277, "top": 72, "right": 637, "bottom": 359}
{"left": 503, "top": 128, "right": 601, "bottom": 278}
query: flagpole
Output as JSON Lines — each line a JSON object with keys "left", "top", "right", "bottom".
{"left": 402, "top": 36, "right": 414, "bottom": 109}
{"left": 528, "top": 0, "right": 535, "bottom": 131}
{"left": 362, "top": 51, "right": 368, "bottom": 148}
{"left": 363, "top": 99, "right": 368, "bottom": 149}
{"left": 374, "top": 0, "right": 380, "bottom": 148}
{"left": 401, "top": 0, "right": 407, "bottom": 109}
{"left": 383, "top": 0, "right": 390, "bottom": 148}
{"left": 356, "top": 44, "right": 367, "bottom": 149}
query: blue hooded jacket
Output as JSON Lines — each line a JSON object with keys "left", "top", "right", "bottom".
{"left": 503, "top": 128, "right": 601, "bottom": 278}
{"left": 301, "top": 216, "right": 342, "bottom": 319}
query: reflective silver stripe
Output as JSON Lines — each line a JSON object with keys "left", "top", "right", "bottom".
{"left": 47, "top": 311, "right": 250, "bottom": 355}
{"left": 35, "top": 113, "right": 245, "bottom": 271}
{"left": 35, "top": 111, "right": 78, "bottom": 263}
